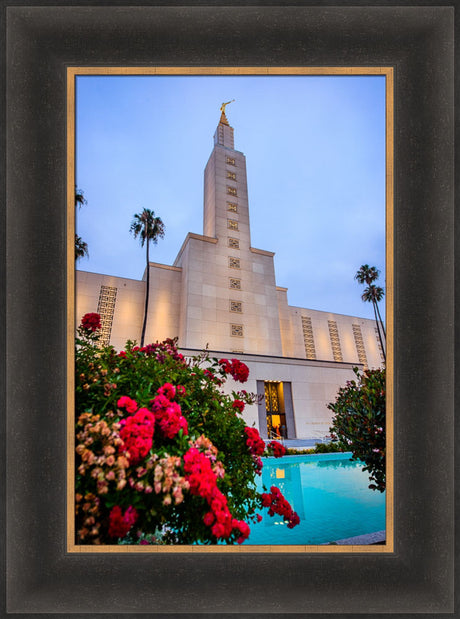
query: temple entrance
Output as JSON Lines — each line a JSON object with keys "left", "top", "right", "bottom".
{"left": 264, "top": 381, "right": 287, "bottom": 439}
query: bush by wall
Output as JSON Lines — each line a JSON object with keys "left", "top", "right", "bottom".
{"left": 327, "top": 367, "right": 386, "bottom": 492}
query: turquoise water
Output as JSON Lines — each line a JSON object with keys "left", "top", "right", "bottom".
{"left": 243, "top": 453, "right": 386, "bottom": 545}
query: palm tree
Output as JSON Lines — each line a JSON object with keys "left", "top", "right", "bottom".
{"left": 355, "top": 264, "right": 386, "bottom": 362}
{"left": 75, "top": 187, "right": 88, "bottom": 261}
{"left": 75, "top": 234, "right": 88, "bottom": 260}
{"left": 361, "top": 285, "right": 385, "bottom": 362}
{"left": 75, "top": 187, "right": 87, "bottom": 209}
{"left": 130, "top": 209, "right": 165, "bottom": 347}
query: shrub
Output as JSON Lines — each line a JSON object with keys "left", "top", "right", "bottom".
{"left": 327, "top": 367, "right": 385, "bottom": 492}
{"left": 283, "top": 443, "right": 346, "bottom": 456}
{"left": 75, "top": 313, "right": 298, "bottom": 545}
{"left": 313, "top": 441, "right": 345, "bottom": 454}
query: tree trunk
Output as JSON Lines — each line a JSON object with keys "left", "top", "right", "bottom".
{"left": 375, "top": 300, "right": 386, "bottom": 340}
{"left": 140, "top": 240, "right": 150, "bottom": 347}
{"left": 372, "top": 300, "right": 386, "bottom": 363}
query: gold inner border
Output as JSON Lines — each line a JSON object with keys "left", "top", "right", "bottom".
{"left": 67, "top": 66, "right": 394, "bottom": 554}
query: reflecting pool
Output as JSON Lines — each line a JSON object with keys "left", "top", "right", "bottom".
{"left": 243, "top": 452, "right": 386, "bottom": 545}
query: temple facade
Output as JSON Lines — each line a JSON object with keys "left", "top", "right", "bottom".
{"left": 76, "top": 110, "right": 384, "bottom": 440}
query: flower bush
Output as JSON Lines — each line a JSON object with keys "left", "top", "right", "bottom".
{"left": 75, "top": 313, "right": 299, "bottom": 544}
{"left": 327, "top": 367, "right": 386, "bottom": 492}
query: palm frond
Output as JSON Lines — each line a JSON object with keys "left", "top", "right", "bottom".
{"left": 75, "top": 234, "right": 89, "bottom": 260}
{"left": 75, "top": 187, "right": 87, "bottom": 208}
{"left": 355, "top": 264, "right": 380, "bottom": 285}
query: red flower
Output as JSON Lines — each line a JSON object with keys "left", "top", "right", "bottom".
{"left": 176, "top": 385, "right": 186, "bottom": 398}
{"left": 183, "top": 447, "right": 246, "bottom": 542}
{"left": 108, "top": 505, "right": 138, "bottom": 538}
{"left": 219, "top": 359, "right": 249, "bottom": 383}
{"left": 157, "top": 383, "right": 176, "bottom": 400}
{"left": 244, "top": 427, "right": 265, "bottom": 456}
{"left": 117, "top": 396, "right": 138, "bottom": 414}
{"left": 230, "top": 359, "right": 249, "bottom": 383}
{"left": 235, "top": 520, "right": 250, "bottom": 544}
{"left": 253, "top": 456, "right": 263, "bottom": 475}
{"left": 81, "top": 312, "right": 101, "bottom": 332}
{"left": 232, "top": 399, "right": 245, "bottom": 413}
{"left": 268, "top": 441, "right": 286, "bottom": 458}
{"left": 262, "top": 486, "right": 299, "bottom": 528}
{"left": 287, "top": 513, "right": 300, "bottom": 529}
{"left": 261, "top": 493, "right": 272, "bottom": 507}
{"left": 119, "top": 408, "right": 155, "bottom": 465}
{"left": 139, "top": 343, "right": 157, "bottom": 355}
{"left": 151, "top": 396, "right": 188, "bottom": 439}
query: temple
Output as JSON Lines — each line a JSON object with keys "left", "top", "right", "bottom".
{"left": 76, "top": 109, "right": 384, "bottom": 440}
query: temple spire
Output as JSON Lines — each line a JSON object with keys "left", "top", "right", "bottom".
{"left": 214, "top": 100, "right": 235, "bottom": 149}
{"left": 219, "top": 99, "right": 235, "bottom": 126}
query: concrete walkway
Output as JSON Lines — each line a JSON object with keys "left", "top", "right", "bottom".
{"left": 328, "top": 530, "right": 386, "bottom": 545}
{"left": 267, "top": 438, "right": 330, "bottom": 449}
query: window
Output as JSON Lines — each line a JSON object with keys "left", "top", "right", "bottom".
{"left": 230, "top": 300, "right": 242, "bottom": 313}
{"left": 229, "top": 278, "right": 241, "bottom": 290}
{"left": 227, "top": 186, "right": 237, "bottom": 196}
{"left": 352, "top": 324, "right": 368, "bottom": 367}
{"left": 301, "top": 316, "right": 316, "bottom": 360}
{"left": 228, "top": 256, "right": 240, "bottom": 269}
{"left": 97, "top": 285, "right": 117, "bottom": 347}
{"left": 227, "top": 219, "right": 238, "bottom": 231}
{"left": 228, "top": 237, "right": 240, "bottom": 249}
{"left": 226, "top": 156, "right": 236, "bottom": 166}
{"left": 227, "top": 171, "right": 236, "bottom": 181}
{"left": 328, "top": 320, "right": 343, "bottom": 362}
{"left": 227, "top": 202, "right": 238, "bottom": 212}
{"left": 374, "top": 327, "right": 385, "bottom": 361}
{"left": 231, "top": 324, "right": 244, "bottom": 337}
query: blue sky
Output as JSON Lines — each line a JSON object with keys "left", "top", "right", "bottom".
{"left": 76, "top": 74, "right": 386, "bottom": 320}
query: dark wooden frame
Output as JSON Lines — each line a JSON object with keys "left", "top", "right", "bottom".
{"left": 3, "top": 3, "right": 455, "bottom": 615}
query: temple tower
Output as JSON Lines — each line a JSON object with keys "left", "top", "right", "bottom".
{"left": 175, "top": 107, "right": 283, "bottom": 356}
{"left": 203, "top": 107, "right": 251, "bottom": 249}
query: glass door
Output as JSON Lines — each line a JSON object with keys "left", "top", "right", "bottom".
{"left": 264, "top": 382, "right": 287, "bottom": 438}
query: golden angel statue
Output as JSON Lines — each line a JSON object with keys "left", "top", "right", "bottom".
{"left": 220, "top": 99, "right": 235, "bottom": 114}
